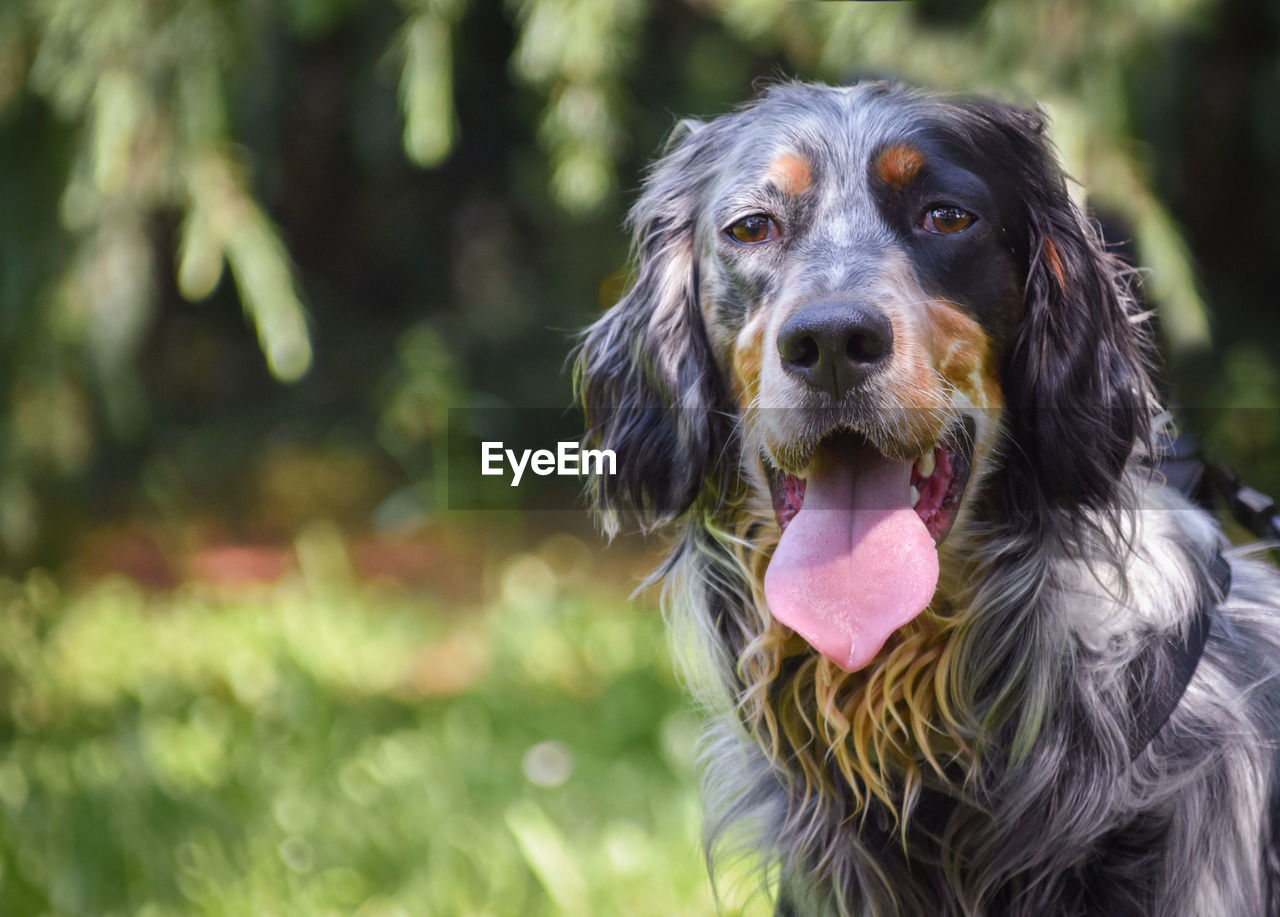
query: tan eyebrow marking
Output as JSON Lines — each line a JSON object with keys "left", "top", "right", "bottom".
{"left": 875, "top": 144, "right": 925, "bottom": 189}
{"left": 767, "top": 153, "right": 813, "bottom": 196}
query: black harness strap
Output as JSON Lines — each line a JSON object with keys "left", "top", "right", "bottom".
{"left": 1125, "top": 550, "right": 1229, "bottom": 760}
{"left": 1120, "top": 431, "right": 1279, "bottom": 759}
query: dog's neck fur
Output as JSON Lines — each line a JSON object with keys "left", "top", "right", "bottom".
{"left": 667, "top": 466, "right": 1252, "bottom": 915}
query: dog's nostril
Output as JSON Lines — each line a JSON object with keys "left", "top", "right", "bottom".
{"left": 847, "top": 330, "right": 889, "bottom": 364}
{"left": 792, "top": 336, "right": 819, "bottom": 368}
{"left": 779, "top": 331, "right": 821, "bottom": 369}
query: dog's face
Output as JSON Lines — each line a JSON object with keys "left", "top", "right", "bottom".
{"left": 700, "top": 91, "right": 1027, "bottom": 517}
{"left": 578, "top": 81, "right": 1150, "bottom": 674}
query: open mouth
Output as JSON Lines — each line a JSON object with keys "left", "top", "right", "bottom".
{"left": 761, "top": 419, "right": 975, "bottom": 673}
{"left": 766, "top": 420, "right": 975, "bottom": 544}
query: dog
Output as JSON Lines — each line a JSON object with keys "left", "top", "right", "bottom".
{"left": 575, "top": 81, "right": 1280, "bottom": 915}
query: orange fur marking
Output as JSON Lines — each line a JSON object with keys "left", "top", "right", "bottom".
{"left": 875, "top": 144, "right": 925, "bottom": 189}
{"left": 767, "top": 153, "right": 813, "bottom": 196}
{"left": 730, "top": 311, "right": 769, "bottom": 404}
{"left": 878, "top": 316, "right": 956, "bottom": 456}
{"left": 925, "top": 300, "right": 999, "bottom": 408}
{"left": 1043, "top": 238, "right": 1067, "bottom": 288}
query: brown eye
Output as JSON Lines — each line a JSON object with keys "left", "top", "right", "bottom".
{"left": 923, "top": 206, "right": 975, "bottom": 234}
{"left": 727, "top": 214, "right": 777, "bottom": 244}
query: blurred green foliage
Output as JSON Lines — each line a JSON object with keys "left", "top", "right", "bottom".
{"left": 0, "top": 0, "right": 1278, "bottom": 560}
{"left": 0, "top": 539, "right": 769, "bottom": 914}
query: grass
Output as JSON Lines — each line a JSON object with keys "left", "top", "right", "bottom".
{"left": 0, "top": 529, "right": 771, "bottom": 916}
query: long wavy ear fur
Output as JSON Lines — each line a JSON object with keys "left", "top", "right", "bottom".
{"left": 968, "top": 102, "right": 1155, "bottom": 535}
{"left": 574, "top": 120, "right": 731, "bottom": 536}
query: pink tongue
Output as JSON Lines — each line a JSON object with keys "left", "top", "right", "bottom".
{"left": 764, "top": 439, "right": 939, "bottom": 672}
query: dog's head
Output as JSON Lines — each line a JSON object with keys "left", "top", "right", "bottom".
{"left": 577, "top": 81, "right": 1153, "bottom": 672}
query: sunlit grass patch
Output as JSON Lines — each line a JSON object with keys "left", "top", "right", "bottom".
{"left": 0, "top": 550, "right": 771, "bottom": 915}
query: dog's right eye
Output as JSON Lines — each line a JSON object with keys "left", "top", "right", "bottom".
{"left": 923, "top": 205, "right": 975, "bottom": 235}
{"left": 726, "top": 214, "right": 778, "bottom": 245}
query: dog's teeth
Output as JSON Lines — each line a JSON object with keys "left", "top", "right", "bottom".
{"left": 918, "top": 450, "right": 936, "bottom": 478}
{"left": 910, "top": 485, "right": 921, "bottom": 507}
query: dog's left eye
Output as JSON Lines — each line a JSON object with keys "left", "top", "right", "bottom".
{"left": 923, "top": 206, "right": 976, "bottom": 234}
{"left": 726, "top": 214, "right": 778, "bottom": 245}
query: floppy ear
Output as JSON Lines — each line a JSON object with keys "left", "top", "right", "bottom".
{"left": 976, "top": 104, "right": 1155, "bottom": 526}
{"left": 574, "top": 120, "right": 732, "bottom": 535}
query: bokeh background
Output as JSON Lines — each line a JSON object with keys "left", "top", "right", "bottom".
{"left": 1, "top": 0, "right": 1278, "bottom": 913}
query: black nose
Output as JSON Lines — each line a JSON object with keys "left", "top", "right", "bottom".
{"left": 777, "top": 302, "right": 894, "bottom": 399}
